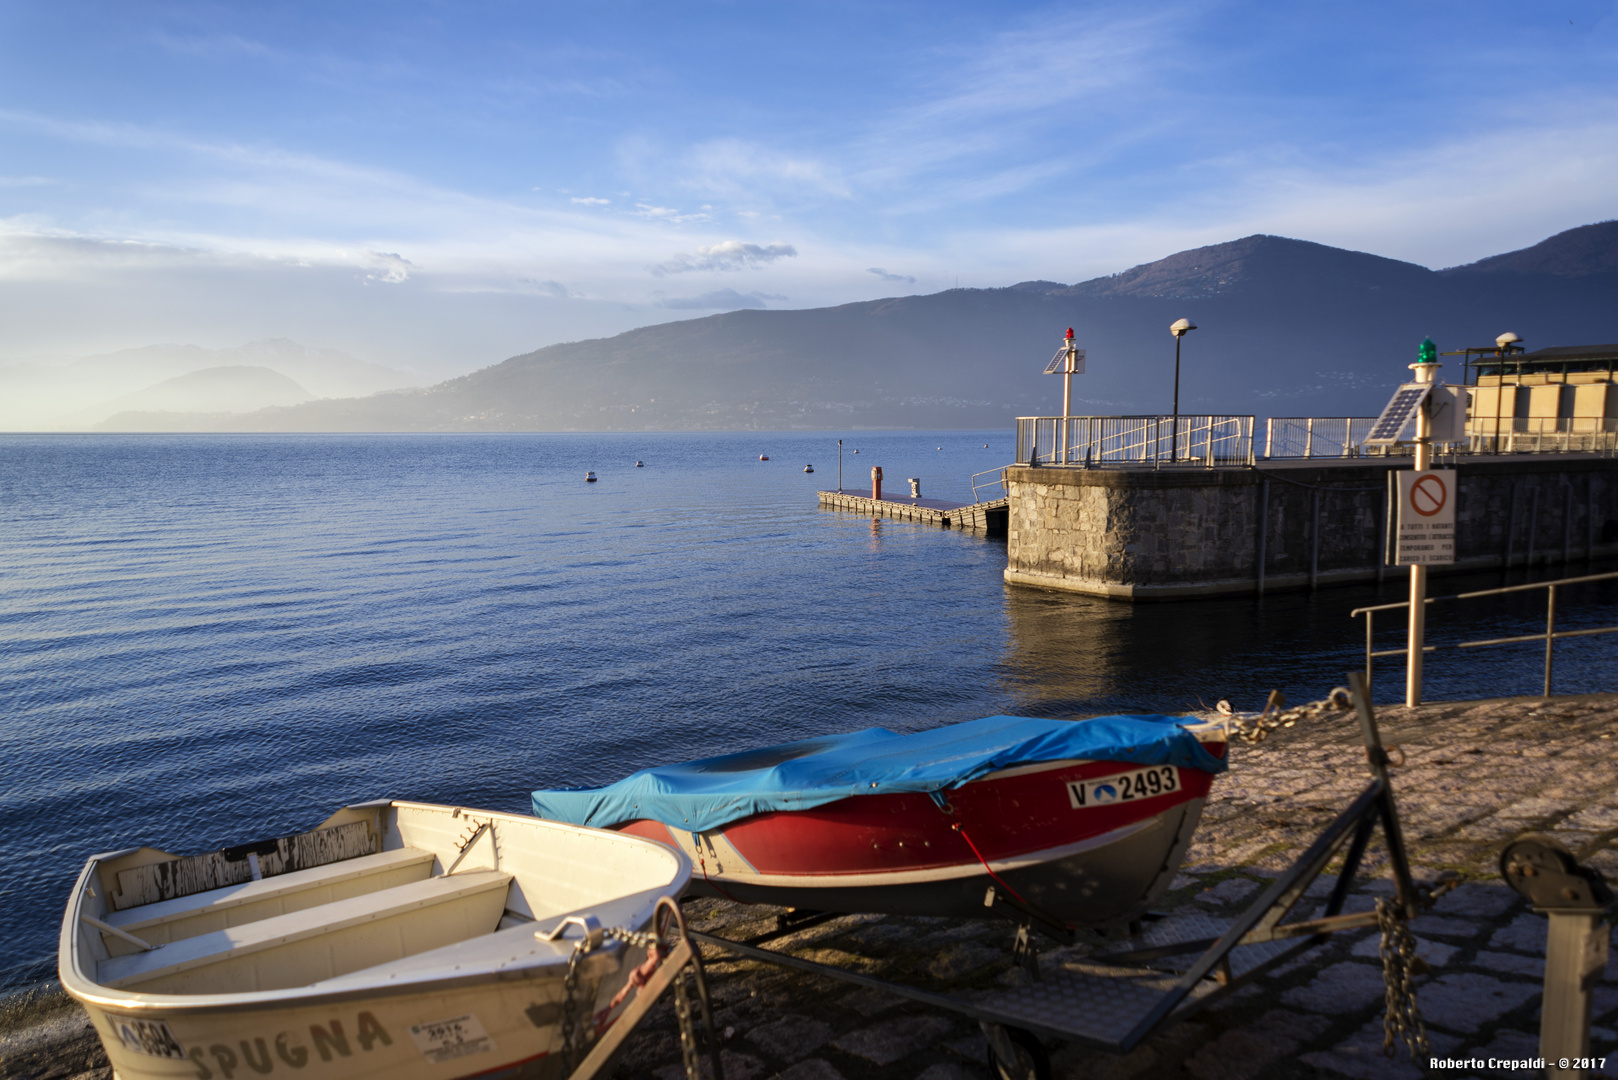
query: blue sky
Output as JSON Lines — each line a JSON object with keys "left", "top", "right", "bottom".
{"left": 1, "top": 1, "right": 1615, "bottom": 374}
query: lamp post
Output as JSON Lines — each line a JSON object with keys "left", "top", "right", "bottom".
{"left": 1169, "top": 318, "right": 1197, "bottom": 462}
{"left": 1493, "top": 332, "right": 1521, "bottom": 454}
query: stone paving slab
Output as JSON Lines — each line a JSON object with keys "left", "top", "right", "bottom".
{"left": 4, "top": 691, "right": 1616, "bottom": 1080}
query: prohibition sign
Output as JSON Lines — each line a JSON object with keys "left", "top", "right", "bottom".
{"left": 1409, "top": 473, "right": 1447, "bottom": 517}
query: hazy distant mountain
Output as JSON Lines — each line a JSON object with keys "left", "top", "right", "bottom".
{"left": 0, "top": 339, "right": 419, "bottom": 430}
{"left": 94, "top": 367, "right": 316, "bottom": 430}
{"left": 16, "top": 222, "right": 1613, "bottom": 433}
{"left": 216, "top": 220, "right": 1616, "bottom": 433}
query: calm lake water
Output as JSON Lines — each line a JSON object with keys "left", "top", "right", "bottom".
{"left": 1, "top": 432, "right": 1612, "bottom": 993}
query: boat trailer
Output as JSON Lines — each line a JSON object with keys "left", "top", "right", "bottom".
{"left": 685, "top": 673, "right": 1453, "bottom": 1079}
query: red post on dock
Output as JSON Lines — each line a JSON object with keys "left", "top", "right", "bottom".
{"left": 871, "top": 466, "right": 882, "bottom": 500}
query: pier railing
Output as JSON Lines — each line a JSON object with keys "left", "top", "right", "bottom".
{"left": 1016, "top": 415, "right": 1256, "bottom": 468}
{"left": 1264, "top": 417, "right": 1618, "bottom": 459}
{"left": 1349, "top": 569, "right": 1618, "bottom": 698}
{"left": 1264, "top": 418, "right": 1377, "bottom": 459}
{"left": 969, "top": 468, "right": 1010, "bottom": 502}
{"left": 1466, "top": 429, "right": 1618, "bottom": 455}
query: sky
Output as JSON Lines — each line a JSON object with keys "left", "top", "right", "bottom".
{"left": 1, "top": 1, "right": 1615, "bottom": 377}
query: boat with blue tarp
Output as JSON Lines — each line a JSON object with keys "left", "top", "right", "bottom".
{"left": 532, "top": 714, "right": 1227, "bottom": 930}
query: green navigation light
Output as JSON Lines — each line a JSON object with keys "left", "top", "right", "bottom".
{"left": 1418, "top": 337, "right": 1437, "bottom": 364}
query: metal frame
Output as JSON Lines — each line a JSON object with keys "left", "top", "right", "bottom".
{"left": 971, "top": 467, "right": 1010, "bottom": 503}
{"left": 1016, "top": 415, "right": 1256, "bottom": 469}
{"left": 1350, "top": 569, "right": 1618, "bottom": 698}
{"left": 568, "top": 896, "right": 725, "bottom": 1080}
{"left": 689, "top": 674, "right": 1423, "bottom": 1063}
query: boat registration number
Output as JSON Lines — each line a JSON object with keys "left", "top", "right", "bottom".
{"left": 409, "top": 1012, "right": 496, "bottom": 1064}
{"left": 109, "top": 1016, "right": 185, "bottom": 1059}
{"left": 1067, "top": 766, "right": 1179, "bottom": 808}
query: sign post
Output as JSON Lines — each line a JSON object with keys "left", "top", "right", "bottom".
{"left": 1396, "top": 339, "right": 1455, "bottom": 706}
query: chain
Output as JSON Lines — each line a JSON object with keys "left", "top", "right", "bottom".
{"left": 1376, "top": 897, "right": 1431, "bottom": 1061}
{"left": 557, "top": 925, "right": 704, "bottom": 1080}
{"left": 559, "top": 940, "right": 586, "bottom": 1074}
{"left": 672, "top": 959, "right": 701, "bottom": 1080}
{"left": 1215, "top": 687, "right": 1352, "bottom": 744}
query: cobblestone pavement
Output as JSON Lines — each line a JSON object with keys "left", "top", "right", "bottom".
{"left": 4, "top": 692, "right": 1616, "bottom": 1080}
{"left": 612, "top": 692, "right": 1618, "bottom": 1080}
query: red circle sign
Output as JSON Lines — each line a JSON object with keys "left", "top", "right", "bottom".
{"left": 1410, "top": 474, "right": 1447, "bottom": 517}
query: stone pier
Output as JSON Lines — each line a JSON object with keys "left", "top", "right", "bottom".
{"left": 1003, "top": 455, "right": 1618, "bottom": 600}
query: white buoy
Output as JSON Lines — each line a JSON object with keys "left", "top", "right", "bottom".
{"left": 585, "top": 471, "right": 597, "bottom": 482}
{"left": 804, "top": 464, "right": 814, "bottom": 473}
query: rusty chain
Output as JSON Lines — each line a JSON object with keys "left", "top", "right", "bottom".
{"left": 558, "top": 925, "right": 702, "bottom": 1080}
{"left": 1376, "top": 897, "right": 1431, "bottom": 1060}
{"left": 1214, "top": 687, "right": 1354, "bottom": 744}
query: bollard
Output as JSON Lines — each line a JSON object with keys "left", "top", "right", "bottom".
{"left": 871, "top": 466, "right": 882, "bottom": 501}
{"left": 908, "top": 477, "right": 921, "bottom": 498}
{"left": 1500, "top": 835, "right": 1614, "bottom": 1080}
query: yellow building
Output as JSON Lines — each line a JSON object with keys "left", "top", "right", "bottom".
{"left": 1462, "top": 340, "right": 1618, "bottom": 445}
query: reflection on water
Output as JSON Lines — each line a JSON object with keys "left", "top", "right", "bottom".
{"left": 1001, "top": 562, "right": 1618, "bottom": 717}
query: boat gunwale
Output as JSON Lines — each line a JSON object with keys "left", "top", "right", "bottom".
{"left": 59, "top": 801, "right": 691, "bottom": 1016}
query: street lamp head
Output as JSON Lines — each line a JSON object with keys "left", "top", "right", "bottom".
{"left": 1170, "top": 318, "right": 1197, "bottom": 338}
{"left": 1495, "top": 331, "right": 1521, "bottom": 348}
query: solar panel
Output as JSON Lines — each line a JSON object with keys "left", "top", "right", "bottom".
{"left": 1044, "top": 347, "right": 1086, "bottom": 375}
{"left": 1362, "top": 383, "right": 1432, "bottom": 445}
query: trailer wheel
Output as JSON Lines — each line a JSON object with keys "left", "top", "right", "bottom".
{"left": 985, "top": 1025, "right": 1050, "bottom": 1080}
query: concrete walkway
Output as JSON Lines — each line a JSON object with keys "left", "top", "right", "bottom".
{"left": 5, "top": 693, "right": 1616, "bottom": 1080}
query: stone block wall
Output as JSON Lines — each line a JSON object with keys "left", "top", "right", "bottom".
{"left": 1003, "top": 458, "right": 1618, "bottom": 600}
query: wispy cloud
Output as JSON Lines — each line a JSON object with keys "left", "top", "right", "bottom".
{"left": 571, "top": 196, "right": 611, "bottom": 205}
{"left": 679, "top": 139, "right": 849, "bottom": 200}
{"left": 653, "top": 240, "right": 797, "bottom": 275}
{"left": 867, "top": 267, "right": 915, "bottom": 284}
{"left": 633, "top": 203, "right": 713, "bottom": 224}
{"left": 658, "top": 287, "right": 784, "bottom": 310}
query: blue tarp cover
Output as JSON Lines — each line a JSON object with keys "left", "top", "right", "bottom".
{"left": 531, "top": 714, "right": 1225, "bottom": 833}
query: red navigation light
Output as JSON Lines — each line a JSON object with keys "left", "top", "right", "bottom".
{"left": 1065, "top": 327, "right": 1074, "bottom": 339}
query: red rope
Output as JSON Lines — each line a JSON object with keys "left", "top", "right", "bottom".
{"left": 952, "top": 821, "right": 1035, "bottom": 909}
{"left": 693, "top": 837, "right": 742, "bottom": 903}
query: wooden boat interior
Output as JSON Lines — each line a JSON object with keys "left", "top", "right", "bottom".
{"left": 67, "top": 800, "right": 683, "bottom": 999}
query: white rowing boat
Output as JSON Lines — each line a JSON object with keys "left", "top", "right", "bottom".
{"left": 59, "top": 800, "right": 693, "bottom": 1080}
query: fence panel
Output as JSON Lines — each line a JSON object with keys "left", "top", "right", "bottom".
{"left": 1015, "top": 416, "right": 1254, "bottom": 467}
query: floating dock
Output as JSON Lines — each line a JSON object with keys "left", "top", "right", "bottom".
{"left": 817, "top": 489, "right": 1009, "bottom": 533}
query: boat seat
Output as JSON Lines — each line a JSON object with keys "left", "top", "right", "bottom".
{"left": 99, "top": 870, "right": 512, "bottom": 995}
{"left": 97, "top": 848, "right": 436, "bottom": 955}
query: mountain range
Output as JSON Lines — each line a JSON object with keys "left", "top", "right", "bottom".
{"left": 10, "top": 221, "right": 1616, "bottom": 432}
{"left": 215, "top": 221, "right": 1617, "bottom": 432}
{"left": 0, "top": 340, "right": 419, "bottom": 430}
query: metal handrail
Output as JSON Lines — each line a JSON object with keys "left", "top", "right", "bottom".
{"left": 1264, "top": 417, "right": 1377, "bottom": 459}
{"left": 1349, "top": 569, "right": 1618, "bottom": 698}
{"left": 1263, "top": 416, "right": 1618, "bottom": 459}
{"left": 969, "top": 467, "right": 1011, "bottom": 503}
{"left": 1015, "top": 415, "right": 1256, "bottom": 468}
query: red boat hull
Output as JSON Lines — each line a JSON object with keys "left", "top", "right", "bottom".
{"left": 615, "top": 747, "right": 1221, "bottom": 928}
